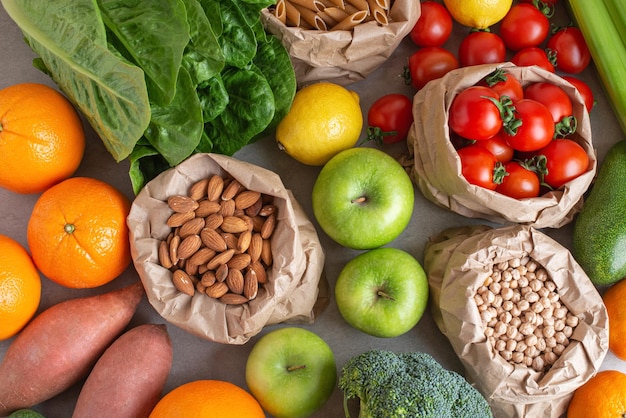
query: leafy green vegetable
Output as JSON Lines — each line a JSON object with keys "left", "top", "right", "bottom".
{"left": 2, "top": 0, "right": 297, "bottom": 194}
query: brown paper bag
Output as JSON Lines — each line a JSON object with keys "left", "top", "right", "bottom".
{"left": 261, "top": 0, "right": 421, "bottom": 87}
{"left": 424, "top": 224, "right": 609, "bottom": 418}
{"left": 127, "top": 153, "right": 327, "bottom": 345}
{"left": 402, "top": 63, "right": 596, "bottom": 228}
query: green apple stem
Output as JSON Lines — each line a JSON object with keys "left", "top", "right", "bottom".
{"left": 287, "top": 364, "right": 307, "bottom": 372}
{"left": 351, "top": 196, "right": 367, "bottom": 204}
{"left": 377, "top": 289, "right": 395, "bottom": 301}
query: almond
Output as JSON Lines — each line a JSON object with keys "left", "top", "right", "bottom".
{"left": 205, "top": 281, "right": 229, "bottom": 299}
{"left": 168, "top": 195, "right": 199, "bottom": 213}
{"left": 221, "top": 179, "right": 241, "bottom": 200}
{"left": 172, "top": 269, "right": 195, "bottom": 296}
{"left": 158, "top": 240, "right": 173, "bottom": 269}
{"left": 228, "top": 253, "right": 251, "bottom": 271}
{"left": 206, "top": 248, "right": 236, "bottom": 270}
{"left": 251, "top": 215, "right": 265, "bottom": 232}
{"left": 234, "top": 190, "right": 261, "bottom": 210}
{"left": 222, "top": 232, "right": 239, "bottom": 250}
{"left": 204, "top": 213, "right": 223, "bottom": 230}
{"left": 195, "top": 200, "right": 221, "bottom": 218}
{"left": 215, "top": 263, "right": 228, "bottom": 282}
{"left": 169, "top": 234, "right": 181, "bottom": 265}
{"left": 237, "top": 230, "right": 252, "bottom": 253}
{"left": 179, "top": 217, "right": 205, "bottom": 238}
{"left": 167, "top": 211, "right": 195, "bottom": 228}
{"left": 207, "top": 175, "right": 225, "bottom": 202}
{"left": 188, "top": 247, "right": 216, "bottom": 266}
{"left": 184, "top": 260, "right": 199, "bottom": 277}
{"left": 200, "top": 270, "right": 217, "bottom": 287}
{"left": 244, "top": 196, "right": 263, "bottom": 217}
{"left": 200, "top": 228, "right": 228, "bottom": 252}
{"left": 226, "top": 269, "right": 244, "bottom": 294}
{"left": 248, "top": 233, "right": 263, "bottom": 262}
{"left": 219, "top": 199, "right": 236, "bottom": 217}
{"left": 219, "top": 293, "right": 249, "bottom": 305}
{"left": 261, "top": 238, "right": 272, "bottom": 266}
{"left": 177, "top": 234, "right": 202, "bottom": 259}
{"left": 244, "top": 269, "right": 259, "bottom": 300}
{"left": 260, "top": 213, "right": 276, "bottom": 239}
{"left": 249, "top": 260, "right": 268, "bottom": 284}
{"left": 189, "top": 178, "right": 209, "bottom": 201}
{"left": 259, "top": 204, "right": 277, "bottom": 217}
{"left": 221, "top": 216, "right": 249, "bottom": 233}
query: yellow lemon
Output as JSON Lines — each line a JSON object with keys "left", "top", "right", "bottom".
{"left": 443, "top": 0, "right": 512, "bottom": 29}
{"left": 276, "top": 82, "right": 363, "bottom": 166}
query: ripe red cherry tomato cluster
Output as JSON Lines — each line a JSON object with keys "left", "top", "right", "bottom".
{"left": 450, "top": 69, "right": 590, "bottom": 199}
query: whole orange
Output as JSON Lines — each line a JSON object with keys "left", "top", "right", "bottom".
{"left": 0, "top": 234, "right": 41, "bottom": 340}
{"left": 0, "top": 83, "right": 85, "bottom": 194}
{"left": 27, "top": 177, "right": 131, "bottom": 289}
{"left": 602, "top": 279, "right": 626, "bottom": 360}
{"left": 567, "top": 370, "right": 626, "bottom": 418}
{"left": 149, "top": 380, "right": 265, "bottom": 418}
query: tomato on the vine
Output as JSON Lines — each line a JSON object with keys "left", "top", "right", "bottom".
{"left": 534, "top": 138, "right": 589, "bottom": 188}
{"left": 511, "top": 47, "right": 555, "bottom": 73}
{"left": 524, "top": 82, "right": 573, "bottom": 124}
{"left": 546, "top": 27, "right": 591, "bottom": 74}
{"left": 409, "top": 1, "right": 453, "bottom": 47}
{"left": 495, "top": 161, "right": 541, "bottom": 199}
{"left": 499, "top": 3, "right": 550, "bottom": 51}
{"left": 562, "top": 76, "right": 595, "bottom": 111}
{"left": 448, "top": 86, "right": 503, "bottom": 141}
{"left": 366, "top": 94, "right": 414, "bottom": 144}
{"left": 502, "top": 99, "right": 555, "bottom": 152}
{"left": 473, "top": 131, "right": 515, "bottom": 163}
{"left": 477, "top": 69, "right": 524, "bottom": 102}
{"left": 406, "top": 47, "right": 458, "bottom": 90}
{"left": 458, "top": 31, "right": 506, "bottom": 67}
{"left": 457, "top": 145, "right": 499, "bottom": 190}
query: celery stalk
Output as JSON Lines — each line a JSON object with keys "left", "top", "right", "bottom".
{"left": 603, "top": 0, "right": 626, "bottom": 48}
{"left": 567, "top": 0, "right": 626, "bottom": 135}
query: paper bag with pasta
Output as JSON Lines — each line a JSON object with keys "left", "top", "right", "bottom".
{"left": 261, "top": 0, "right": 420, "bottom": 86}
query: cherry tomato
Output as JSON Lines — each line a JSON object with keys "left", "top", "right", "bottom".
{"left": 477, "top": 69, "right": 524, "bottom": 102}
{"left": 511, "top": 47, "right": 555, "bottom": 73}
{"left": 495, "top": 161, "right": 541, "bottom": 199}
{"left": 457, "top": 145, "right": 498, "bottom": 190}
{"left": 562, "top": 76, "right": 595, "bottom": 111}
{"left": 410, "top": 1, "right": 453, "bottom": 47}
{"left": 546, "top": 27, "right": 591, "bottom": 74}
{"left": 534, "top": 138, "right": 589, "bottom": 188}
{"left": 524, "top": 82, "right": 573, "bottom": 123}
{"left": 499, "top": 4, "right": 550, "bottom": 51}
{"left": 458, "top": 31, "right": 506, "bottom": 67}
{"left": 503, "top": 99, "right": 555, "bottom": 152}
{"left": 366, "top": 94, "right": 414, "bottom": 144}
{"left": 473, "top": 131, "right": 515, "bottom": 162}
{"left": 407, "top": 47, "right": 459, "bottom": 90}
{"left": 448, "top": 86, "right": 502, "bottom": 141}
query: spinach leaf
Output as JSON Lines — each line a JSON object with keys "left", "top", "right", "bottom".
{"left": 2, "top": 0, "right": 151, "bottom": 162}
{"left": 197, "top": 75, "right": 229, "bottom": 123}
{"left": 128, "top": 143, "right": 171, "bottom": 195}
{"left": 97, "top": 0, "right": 190, "bottom": 105}
{"left": 218, "top": 0, "right": 257, "bottom": 68}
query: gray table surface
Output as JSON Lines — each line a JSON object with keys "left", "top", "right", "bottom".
{"left": 1, "top": 2, "right": 624, "bottom": 417}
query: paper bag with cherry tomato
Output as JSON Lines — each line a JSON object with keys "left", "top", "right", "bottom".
{"left": 402, "top": 62, "right": 596, "bottom": 228}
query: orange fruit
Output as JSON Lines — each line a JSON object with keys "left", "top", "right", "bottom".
{"left": 0, "top": 234, "right": 41, "bottom": 340}
{"left": 0, "top": 83, "right": 85, "bottom": 194}
{"left": 602, "top": 278, "right": 626, "bottom": 360}
{"left": 567, "top": 370, "right": 626, "bottom": 418}
{"left": 27, "top": 177, "right": 131, "bottom": 289}
{"left": 149, "top": 380, "right": 265, "bottom": 418}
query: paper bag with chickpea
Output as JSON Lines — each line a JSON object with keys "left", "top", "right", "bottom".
{"left": 261, "top": 0, "right": 420, "bottom": 87}
{"left": 424, "top": 224, "right": 609, "bottom": 418}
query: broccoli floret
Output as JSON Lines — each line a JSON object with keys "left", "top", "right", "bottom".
{"left": 339, "top": 350, "right": 492, "bottom": 418}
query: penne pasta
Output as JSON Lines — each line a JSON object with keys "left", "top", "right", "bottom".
{"left": 330, "top": 9, "right": 368, "bottom": 30}
{"left": 317, "top": 10, "right": 339, "bottom": 26}
{"left": 319, "top": 0, "right": 346, "bottom": 10}
{"left": 367, "top": 0, "right": 388, "bottom": 24}
{"left": 289, "top": 0, "right": 325, "bottom": 12}
{"left": 345, "top": 0, "right": 370, "bottom": 13}
{"left": 322, "top": 6, "right": 351, "bottom": 22}
{"left": 292, "top": 2, "right": 328, "bottom": 30}
{"left": 284, "top": 0, "right": 302, "bottom": 27}
{"left": 274, "top": 0, "right": 287, "bottom": 24}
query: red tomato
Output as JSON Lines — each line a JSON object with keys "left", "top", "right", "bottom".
{"left": 520, "top": 0, "right": 558, "bottom": 4}
{"left": 534, "top": 139, "right": 589, "bottom": 188}
{"left": 495, "top": 161, "right": 541, "bottom": 199}
{"left": 366, "top": 94, "right": 414, "bottom": 144}
{"left": 499, "top": 4, "right": 550, "bottom": 51}
{"left": 407, "top": 47, "right": 459, "bottom": 90}
{"left": 458, "top": 31, "right": 506, "bottom": 67}
{"left": 511, "top": 47, "right": 555, "bottom": 73}
{"left": 448, "top": 86, "right": 502, "bottom": 141}
{"left": 502, "top": 99, "right": 555, "bottom": 152}
{"left": 410, "top": 1, "right": 453, "bottom": 47}
{"left": 477, "top": 69, "right": 524, "bottom": 102}
{"left": 524, "top": 82, "right": 573, "bottom": 123}
{"left": 562, "top": 76, "right": 595, "bottom": 111}
{"left": 473, "top": 131, "right": 515, "bottom": 162}
{"left": 457, "top": 145, "right": 498, "bottom": 190}
{"left": 546, "top": 27, "right": 591, "bottom": 74}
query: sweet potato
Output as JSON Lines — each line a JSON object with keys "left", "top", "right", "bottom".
{"left": 72, "top": 324, "right": 173, "bottom": 418}
{"left": 0, "top": 281, "right": 144, "bottom": 415}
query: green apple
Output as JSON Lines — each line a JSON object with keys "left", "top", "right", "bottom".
{"left": 311, "top": 147, "right": 414, "bottom": 250}
{"left": 245, "top": 327, "right": 337, "bottom": 418}
{"left": 335, "top": 247, "right": 429, "bottom": 338}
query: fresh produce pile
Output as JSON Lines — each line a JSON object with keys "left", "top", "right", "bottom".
{"left": 1, "top": 0, "right": 297, "bottom": 194}
{"left": 1, "top": 0, "right": 626, "bottom": 417}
